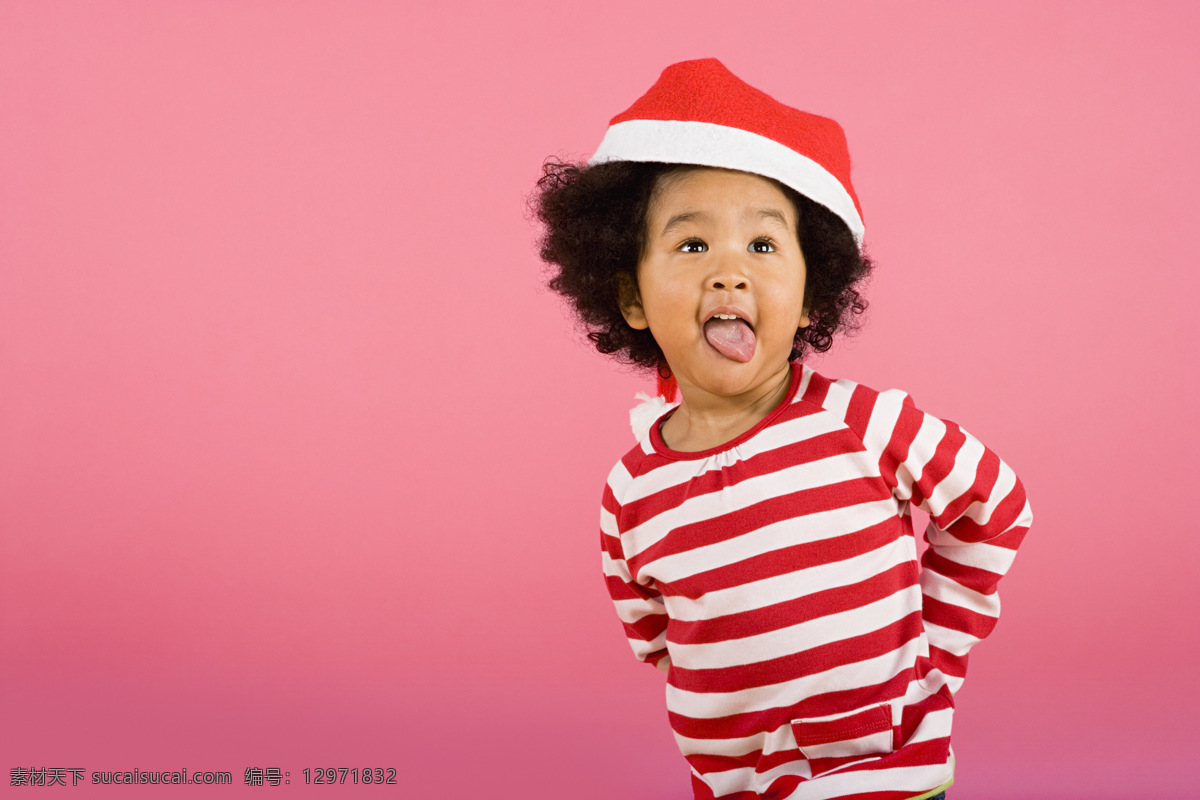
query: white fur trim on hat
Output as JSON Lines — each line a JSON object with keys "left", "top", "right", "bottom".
{"left": 629, "top": 392, "right": 679, "bottom": 442}
{"left": 590, "top": 119, "right": 864, "bottom": 245}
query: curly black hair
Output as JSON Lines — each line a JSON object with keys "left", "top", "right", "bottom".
{"left": 534, "top": 159, "right": 872, "bottom": 374}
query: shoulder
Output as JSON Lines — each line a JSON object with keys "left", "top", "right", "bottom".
{"left": 601, "top": 436, "right": 655, "bottom": 508}
{"left": 793, "top": 364, "right": 916, "bottom": 452}
{"left": 794, "top": 364, "right": 910, "bottom": 421}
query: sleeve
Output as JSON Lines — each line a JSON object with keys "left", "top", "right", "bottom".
{"left": 600, "top": 482, "right": 671, "bottom": 669}
{"left": 871, "top": 390, "right": 1032, "bottom": 694}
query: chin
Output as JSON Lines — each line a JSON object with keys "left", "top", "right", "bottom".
{"left": 692, "top": 366, "right": 768, "bottom": 396}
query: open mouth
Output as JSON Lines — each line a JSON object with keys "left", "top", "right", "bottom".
{"left": 703, "top": 313, "right": 756, "bottom": 362}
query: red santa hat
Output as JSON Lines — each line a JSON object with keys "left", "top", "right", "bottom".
{"left": 589, "top": 58, "right": 864, "bottom": 246}
{"left": 589, "top": 59, "right": 864, "bottom": 431}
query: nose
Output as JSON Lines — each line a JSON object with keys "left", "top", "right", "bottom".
{"left": 707, "top": 254, "right": 749, "bottom": 291}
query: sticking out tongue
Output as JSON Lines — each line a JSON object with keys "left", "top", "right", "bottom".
{"left": 703, "top": 318, "right": 756, "bottom": 362}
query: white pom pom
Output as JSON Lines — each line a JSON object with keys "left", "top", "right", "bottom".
{"left": 629, "top": 392, "right": 679, "bottom": 441}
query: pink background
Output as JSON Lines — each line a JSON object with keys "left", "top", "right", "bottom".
{"left": 3, "top": 2, "right": 1198, "bottom": 797}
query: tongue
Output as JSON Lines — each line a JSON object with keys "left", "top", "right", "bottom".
{"left": 704, "top": 318, "right": 756, "bottom": 362}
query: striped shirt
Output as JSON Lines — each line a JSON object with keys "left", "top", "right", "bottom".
{"left": 600, "top": 362, "right": 1031, "bottom": 800}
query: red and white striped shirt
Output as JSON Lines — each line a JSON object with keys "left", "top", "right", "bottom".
{"left": 601, "top": 362, "right": 1031, "bottom": 800}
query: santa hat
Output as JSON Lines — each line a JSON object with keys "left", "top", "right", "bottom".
{"left": 589, "top": 59, "right": 863, "bottom": 436}
{"left": 589, "top": 58, "right": 864, "bottom": 244}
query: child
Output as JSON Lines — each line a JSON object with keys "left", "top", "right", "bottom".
{"left": 535, "top": 59, "right": 1031, "bottom": 800}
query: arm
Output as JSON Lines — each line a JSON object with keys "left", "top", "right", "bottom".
{"left": 600, "top": 485, "right": 671, "bottom": 671}
{"left": 868, "top": 390, "right": 1032, "bottom": 693}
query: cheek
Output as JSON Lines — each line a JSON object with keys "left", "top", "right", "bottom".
{"left": 639, "top": 278, "right": 688, "bottom": 320}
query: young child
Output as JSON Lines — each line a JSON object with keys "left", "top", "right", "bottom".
{"left": 535, "top": 59, "right": 1031, "bottom": 800}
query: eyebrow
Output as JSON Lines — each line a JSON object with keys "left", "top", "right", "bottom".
{"left": 753, "top": 208, "right": 791, "bottom": 228}
{"left": 659, "top": 211, "right": 703, "bottom": 238}
{"left": 658, "top": 208, "right": 792, "bottom": 237}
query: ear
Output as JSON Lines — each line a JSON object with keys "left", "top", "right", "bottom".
{"left": 798, "top": 284, "right": 813, "bottom": 329}
{"left": 617, "top": 274, "right": 649, "bottom": 330}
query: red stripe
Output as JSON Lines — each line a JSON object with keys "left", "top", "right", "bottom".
{"left": 928, "top": 645, "right": 967, "bottom": 680}
{"left": 668, "top": 562, "right": 919, "bottom": 645}
{"left": 793, "top": 704, "right": 890, "bottom": 747}
{"left": 600, "top": 483, "right": 619, "bottom": 515}
{"left": 935, "top": 438, "right": 1000, "bottom": 534}
{"left": 703, "top": 737, "right": 953, "bottom": 800}
{"left": 626, "top": 611, "right": 668, "bottom": 643}
{"left": 899, "top": 681, "right": 954, "bottom": 744}
{"left": 880, "top": 396, "right": 922, "bottom": 489}
{"left": 858, "top": 737, "right": 953, "bottom": 775}
{"left": 921, "top": 595, "right": 998, "bottom": 640}
{"left": 843, "top": 383, "right": 878, "bottom": 436}
{"left": 924, "top": 422, "right": 967, "bottom": 516}
{"left": 664, "top": 519, "right": 909, "bottom": 598}
{"left": 669, "top": 614, "right": 922, "bottom": 696}
{"left": 600, "top": 529, "right": 623, "bottom": 559}
{"left": 628, "top": 476, "right": 892, "bottom": 576}
{"left": 604, "top": 574, "right": 653, "bottom": 603}
{"left": 800, "top": 369, "right": 833, "bottom": 407}
{"left": 921, "top": 548, "right": 1002, "bottom": 597}
{"left": 646, "top": 650, "right": 669, "bottom": 668}
{"left": 685, "top": 751, "right": 762, "bottom": 779}
{"left": 689, "top": 772, "right": 755, "bottom": 800}
{"left": 669, "top": 668, "right": 913, "bottom": 741}
{"left": 618, "top": 424, "right": 865, "bottom": 531}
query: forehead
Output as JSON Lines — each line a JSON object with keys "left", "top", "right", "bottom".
{"left": 647, "top": 167, "right": 797, "bottom": 223}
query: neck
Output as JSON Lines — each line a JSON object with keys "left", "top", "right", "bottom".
{"left": 661, "top": 363, "right": 794, "bottom": 452}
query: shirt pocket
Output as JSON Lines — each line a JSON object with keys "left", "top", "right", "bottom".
{"left": 791, "top": 703, "right": 894, "bottom": 777}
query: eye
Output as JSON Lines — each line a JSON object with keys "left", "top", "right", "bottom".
{"left": 679, "top": 239, "right": 708, "bottom": 253}
{"left": 749, "top": 238, "right": 777, "bottom": 254}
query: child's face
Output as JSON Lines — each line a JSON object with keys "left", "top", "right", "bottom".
{"left": 620, "top": 167, "right": 810, "bottom": 401}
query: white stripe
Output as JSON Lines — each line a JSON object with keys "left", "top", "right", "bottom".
{"left": 896, "top": 413, "right": 947, "bottom": 503}
{"left": 861, "top": 388, "right": 908, "bottom": 461}
{"left": 668, "top": 585, "right": 921, "bottom": 669}
{"left": 602, "top": 549, "right": 668, "bottom": 627}
{"left": 902, "top": 674, "right": 950, "bottom": 705}
{"left": 920, "top": 569, "right": 1001, "bottom": 618}
{"left": 942, "top": 673, "right": 965, "bottom": 695}
{"left": 665, "top": 637, "right": 922, "bottom": 719}
{"left": 674, "top": 720, "right": 793, "bottom": 759}
{"left": 925, "top": 432, "right": 984, "bottom": 519}
{"left": 647, "top": 498, "right": 898, "bottom": 585}
{"left": 633, "top": 631, "right": 668, "bottom": 662}
{"left": 905, "top": 705, "right": 953, "bottom": 745}
{"left": 734, "top": 412, "right": 853, "bottom": 464}
{"left": 604, "top": 460, "right": 633, "bottom": 497}
{"left": 925, "top": 530, "right": 1018, "bottom": 574}
{"left": 781, "top": 762, "right": 954, "bottom": 800}
{"left": 795, "top": 364, "right": 815, "bottom": 399}
{"left": 956, "top": 453, "right": 1018, "bottom": 528}
{"left": 612, "top": 597, "right": 667, "bottom": 625}
{"left": 922, "top": 620, "right": 981, "bottom": 657}
{"left": 589, "top": 119, "right": 865, "bottom": 245}
{"left": 622, "top": 448, "right": 885, "bottom": 552}
{"left": 619, "top": 452, "right": 730, "bottom": 504}
{"left": 601, "top": 543, "right": 667, "bottom": 626}
{"left": 1015, "top": 498, "right": 1034, "bottom": 530}
{"left": 696, "top": 729, "right": 953, "bottom": 799}
{"left": 702, "top": 759, "right": 810, "bottom": 798}
{"left": 667, "top": 536, "right": 915, "bottom": 622}
{"left": 599, "top": 546, "right": 624, "bottom": 579}
{"left": 673, "top": 684, "right": 953, "bottom": 759}
{"left": 618, "top": 413, "right": 850, "bottom": 504}
{"left": 821, "top": 378, "right": 857, "bottom": 422}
